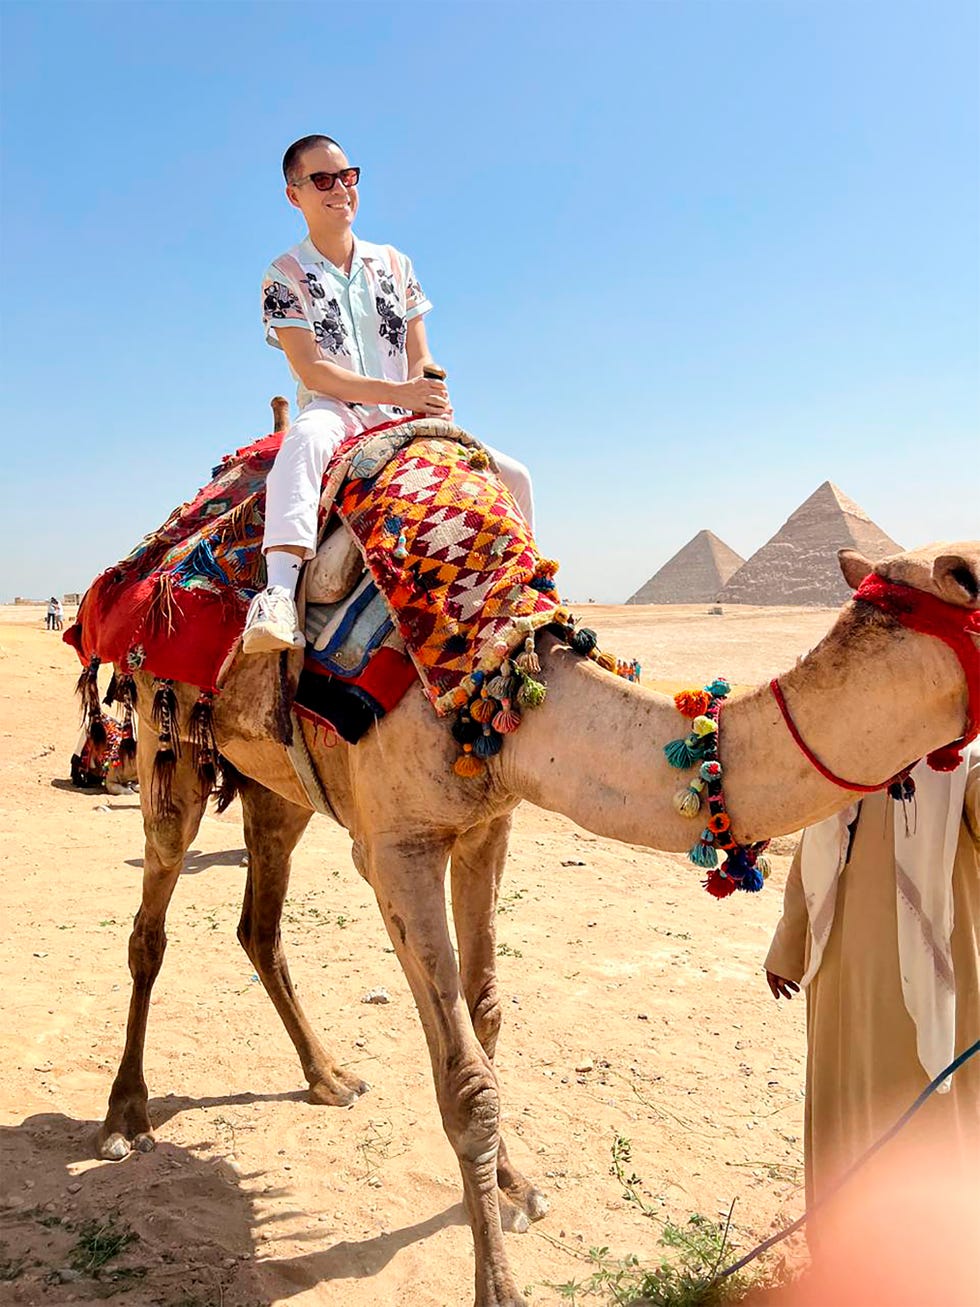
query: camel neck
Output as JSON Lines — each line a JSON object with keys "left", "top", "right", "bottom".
{"left": 501, "top": 620, "right": 969, "bottom": 852}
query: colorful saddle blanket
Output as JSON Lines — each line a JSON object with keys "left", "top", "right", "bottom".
{"left": 66, "top": 417, "right": 563, "bottom": 716}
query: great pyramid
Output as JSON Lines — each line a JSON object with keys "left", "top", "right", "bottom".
{"left": 718, "top": 481, "right": 901, "bottom": 606}
{"left": 627, "top": 529, "right": 745, "bottom": 604}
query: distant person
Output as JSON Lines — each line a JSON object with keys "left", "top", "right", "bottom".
{"left": 243, "top": 133, "right": 535, "bottom": 653}
{"left": 46, "top": 596, "right": 59, "bottom": 631}
{"left": 53, "top": 597, "right": 63, "bottom": 631}
{"left": 764, "top": 745, "right": 980, "bottom": 1241}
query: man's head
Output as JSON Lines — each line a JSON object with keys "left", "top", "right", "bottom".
{"left": 282, "top": 135, "right": 359, "bottom": 235}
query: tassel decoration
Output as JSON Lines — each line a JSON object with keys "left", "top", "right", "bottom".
{"left": 492, "top": 699, "right": 521, "bottom": 733}
{"left": 703, "top": 868, "right": 738, "bottom": 899}
{"left": 515, "top": 635, "right": 540, "bottom": 675}
{"left": 470, "top": 696, "right": 497, "bottom": 724}
{"left": 473, "top": 728, "right": 503, "bottom": 758}
{"left": 664, "top": 737, "right": 697, "bottom": 769}
{"left": 516, "top": 675, "right": 546, "bottom": 709}
{"left": 188, "top": 691, "right": 218, "bottom": 795}
{"left": 673, "top": 786, "right": 702, "bottom": 818}
{"left": 689, "top": 840, "right": 719, "bottom": 869}
{"left": 454, "top": 745, "right": 485, "bottom": 777}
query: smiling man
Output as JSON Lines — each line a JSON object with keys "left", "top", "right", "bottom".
{"left": 245, "top": 133, "right": 534, "bottom": 653}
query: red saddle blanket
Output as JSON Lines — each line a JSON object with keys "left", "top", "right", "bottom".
{"left": 65, "top": 418, "right": 563, "bottom": 712}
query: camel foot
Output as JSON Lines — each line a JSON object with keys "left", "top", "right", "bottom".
{"left": 499, "top": 1174, "right": 549, "bottom": 1224}
{"left": 308, "top": 1067, "right": 370, "bottom": 1107}
{"left": 98, "top": 1127, "right": 155, "bottom": 1160}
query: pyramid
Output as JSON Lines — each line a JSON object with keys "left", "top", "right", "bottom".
{"left": 718, "top": 482, "right": 902, "bottom": 607}
{"left": 627, "top": 530, "right": 745, "bottom": 604}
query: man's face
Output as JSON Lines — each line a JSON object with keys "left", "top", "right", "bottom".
{"left": 286, "top": 142, "right": 359, "bottom": 232}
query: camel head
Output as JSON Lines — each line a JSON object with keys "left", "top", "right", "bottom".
{"left": 839, "top": 541, "right": 980, "bottom": 610}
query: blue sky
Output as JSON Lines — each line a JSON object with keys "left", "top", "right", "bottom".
{"left": 1, "top": 0, "right": 977, "bottom": 602}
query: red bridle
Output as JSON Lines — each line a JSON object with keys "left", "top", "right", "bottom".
{"left": 770, "top": 572, "right": 980, "bottom": 793}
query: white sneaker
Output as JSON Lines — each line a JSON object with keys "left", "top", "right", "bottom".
{"left": 242, "top": 587, "right": 305, "bottom": 654}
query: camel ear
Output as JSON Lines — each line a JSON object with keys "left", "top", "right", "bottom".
{"left": 933, "top": 553, "right": 980, "bottom": 606}
{"left": 838, "top": 548, "right": 873, "bottom": 591}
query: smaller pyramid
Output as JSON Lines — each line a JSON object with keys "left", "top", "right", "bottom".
{"left": 627, "top": 530, "right": 745, "bottom": 604}
{"left": 718, "top": 482, "right": 901, "bottom": 606}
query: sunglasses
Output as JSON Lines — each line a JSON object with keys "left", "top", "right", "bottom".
{"left": 293, "top": 167, "right": 360, "bottom": 192}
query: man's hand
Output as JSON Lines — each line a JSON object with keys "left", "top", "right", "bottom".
{"left": 766, "top": 970, "right": 800, "bottom": 1000}
{"left": 397, "top": 374, "right": 450, "bottom": 415}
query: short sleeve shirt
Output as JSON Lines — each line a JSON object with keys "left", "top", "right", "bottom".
{"left": 261, "top": 235, "right": 433, "bottom": 412}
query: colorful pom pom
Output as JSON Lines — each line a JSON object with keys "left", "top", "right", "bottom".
{"left": 674, "top": 689, "right": 712, "bottom": 718}
{"left": 738, "top": 866, "right": 765, "bottom": 892}
{"left": 570, "top": 627, "right": 598, "bottom": 656}
{"left": 755, "top": 853, "right": 772, "bottom": 879}
{"left": 703, "top": 677, "right": 731, "bottom": 698}
{"left": 707, "top": 813, "right": 731, "bottom": 834}
{"left": 691, "top": 715, "right": 717, "bottom": 737}
{"left": 468, "top": 449, "right": 491, "bottom": 469}
{"left": 700, "top": 759, "right": 723, "bottom": 782}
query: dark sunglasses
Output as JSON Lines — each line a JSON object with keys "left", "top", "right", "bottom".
{"left": 294, "top": 167, "right": 360, "bottom": 192}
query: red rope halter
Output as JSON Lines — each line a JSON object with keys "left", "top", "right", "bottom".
{"left": 770, "top": 573, "right": 980, "bottom": 793}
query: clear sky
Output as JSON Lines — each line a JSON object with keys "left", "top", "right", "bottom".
{"left": 1, "top": 0, "right": 977, "bottom": 603}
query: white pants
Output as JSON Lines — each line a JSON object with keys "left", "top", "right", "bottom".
{"left": 263, "top": 398, "right": 536, "bottom": 559}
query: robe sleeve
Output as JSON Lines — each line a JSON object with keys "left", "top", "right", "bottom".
{"left": 764, "top": 842, "right": 809, "bottom": 982}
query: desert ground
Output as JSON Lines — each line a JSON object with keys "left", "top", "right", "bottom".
{"left": 0, "top": 600, "right": 841, "bottom": 1306}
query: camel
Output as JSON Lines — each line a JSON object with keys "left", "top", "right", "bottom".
{"left": 95, "top": 538, "right": 979, "bottom": 1307}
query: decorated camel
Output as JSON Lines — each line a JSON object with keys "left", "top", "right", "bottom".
{"left": 67, "top": 414, "right": 979, "bottom": 1307}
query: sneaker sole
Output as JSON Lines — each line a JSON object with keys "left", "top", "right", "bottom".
{"left": 242, "top": 628, "right": 304, "bottom": 654}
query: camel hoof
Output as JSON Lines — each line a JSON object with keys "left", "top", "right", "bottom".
{"left": 500, "top": 1202, "right": 530, "bottom": 1234}
{"left": 308, "top": 1071, "right": 370, "bottom": 1107}
{"left": 524, "top": 1190, "right": 550, "bottom": 1222}
{"left": 99, "top": 1132, "right": 132, "bottom": 1161}
{"left": 134, "top": 1132, "right": 156, "bottom": 1153}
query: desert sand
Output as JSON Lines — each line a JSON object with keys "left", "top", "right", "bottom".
{"left": 0, "top": 601, "right": 840, "bottom": 1305}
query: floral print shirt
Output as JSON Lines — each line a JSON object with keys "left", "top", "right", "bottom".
{"left": 261, "top": 236, "right": 432, "bottom": 413}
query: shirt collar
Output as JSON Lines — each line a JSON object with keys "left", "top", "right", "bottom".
{"left": 296, "top": 234, "right": 365, "bottom": 281}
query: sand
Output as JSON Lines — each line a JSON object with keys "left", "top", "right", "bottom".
{"left": 0, "top": 601, "right": 838, "bottom": 1306}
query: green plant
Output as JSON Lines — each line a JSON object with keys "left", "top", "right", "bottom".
{"left": 69, "top": 1212, "right": 138, "bottom": 1275}
{"left": 540, "top": 1136, "right": 773, "bottom": 1305}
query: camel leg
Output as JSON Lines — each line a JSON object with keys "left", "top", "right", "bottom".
{"left": 237, "top": 780, "right": 369, "bottom": 1107}
{"left": 99, "top": 733, "right": 207, "bottom": 1159}
{"left": 366, "top": 831, "right": 526, "bottom": 1307}
{"left": 451, "top": 818, "right": 549, "bottom": 1227}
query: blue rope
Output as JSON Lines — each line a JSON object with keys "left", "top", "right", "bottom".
{"left": 715, "top": 1037, "right": 980, "bottom": 1282}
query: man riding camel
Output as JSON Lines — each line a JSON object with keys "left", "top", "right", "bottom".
{"left": 244, "top": 134, "right": 535, "bottom": 653}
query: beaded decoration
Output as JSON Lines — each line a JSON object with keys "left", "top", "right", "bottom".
{"left": 665, "top": 677, "right": 771, "bottom": 898}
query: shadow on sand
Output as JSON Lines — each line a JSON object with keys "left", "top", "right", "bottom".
{"left": 0, "top": 1104, "right": 466, "bottom": 1305}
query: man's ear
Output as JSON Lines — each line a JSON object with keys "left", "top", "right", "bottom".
{"left": 933, "top": 553, "right": 980, "bottom": 606}
{"left": 285, "top": 185, "right": 301, "bottom": 211}
{"left": 839, "top": 548, "right": 873, "bottom": 591}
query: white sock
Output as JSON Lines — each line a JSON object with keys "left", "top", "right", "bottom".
{"left": 265, "top": 551, "right": 302, "bottom": 596}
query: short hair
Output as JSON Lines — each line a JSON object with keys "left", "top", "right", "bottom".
{"left": 282, "top": 135, "right": 342, "bottom": 184}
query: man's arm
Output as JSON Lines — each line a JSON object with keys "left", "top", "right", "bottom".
{"left": 276, "top": 327, "right": 448, "bottom": 412}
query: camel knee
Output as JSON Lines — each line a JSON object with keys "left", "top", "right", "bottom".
{"left": 143, "top": 812, "right": 190, "bottom": 870}
{"left": 440, "top": 1058, "right": 500, "bottom": 1163}
{"left": 128, "top": 914, "right": 167, "bottom": 985}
